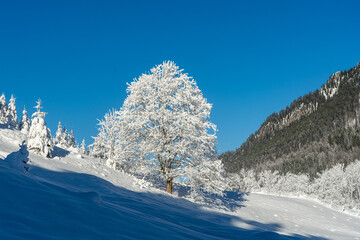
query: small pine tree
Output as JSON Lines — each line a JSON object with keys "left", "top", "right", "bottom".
{"left": 67, "top": 128, "right": 76, "bottom": 148}
{"left": 0, "top": 93, "right": 8, "bottom": 124}
{"left": 80, "top": 139, "right": 87, "bottom": 155}
{"left": 54, "top": 121, "right": 63, "bottom": 145}
{"left": 63, "top": 127, "right": 68, "bottom": 146}
{"left": 19, "top": 106, "right": 30, "bottom": 134}
{"left": 54, "top": 121, "right": 68, "bottom": 147}
{"left": 7, "top": 95, "right": 18, "bottom": 128}
{"left": 27, "top": 99, "right": 53, "bottom": 158}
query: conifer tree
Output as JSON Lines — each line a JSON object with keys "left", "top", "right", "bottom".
{"left": 0, "top": 93, "right": 8, "bottom": 124}
{"left": 27, "top": 99, "right": 53, "bottom": 158}
{"left": 7, "top": 95, "right": 18, "bottom": 128}
{"left": 63, "top": 127, "right": 68, "bottom": 146}
{"left": 67, "top": 128, "right": 76, "bottom": 148}
{"left": 54, "top": 121, "right": 68, "bottom": 147}
{"left": 55, "top": 121, "right": 63, "bottom": 145}
{"left": 80, "top": 139, "right": 87, "bottom": 155}
{"left": 19, "top": 106, "right": 30, "bottom": 134}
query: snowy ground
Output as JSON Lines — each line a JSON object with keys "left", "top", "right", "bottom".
{"left": 0, "top": 128, "right": 360, "bottom": 240}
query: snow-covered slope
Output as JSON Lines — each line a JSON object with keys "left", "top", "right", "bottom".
{"left": 0, "top": 128, "right": 359, "bottom": 240}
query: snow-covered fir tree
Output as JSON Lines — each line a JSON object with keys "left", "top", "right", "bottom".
{"left": 54, "top": 121, "right": 63, "bottom": 144}
{"left": 67, "top": 128, "right": 76, "bottom": 148}
{"left": 80, "top": 139, "right": 87, "bottom": 155}
{"left": 0, "top": 93, "right": 8, "bottom": 124}
{"left": 119, "top": 61, "right": 217, "bottom": 193}
{"left": 19, "top": 106, "right": 30, "bottom": 134}
{"left": 27, "top": 99, "right": 53, "bottom": 158}
{"left": 7, "top": 95, "right": 18, "bottom": 128}
{"left": 54, "top": 121, "right": 68, "bottom": 147}
{"left": 63, "top": 127, "right": 68, "bottom": 146}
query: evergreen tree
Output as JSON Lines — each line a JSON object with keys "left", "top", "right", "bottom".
{"left": 80, "top": 139, "right": 87, "bottom": 155}
{"left": 54, "top": 121, "right": 67, "bottom": 147}
{"left": 63, "top": 127, "right": 68, "bottom": 147}
{"left": 0, "top": 93, "right": 8, "bottom": 124}
{"left": 19, "top": 106, "right": 30, "bottom": 134}
{"left": 67, "top": 128, "right": 76, "bottom": 148}
{"left": 54, "top": 121, "right": 62, "bottom": 145}
{"left": 27, "top": 99, "right": 53, "bottom": 158}
{"left": 7, "top": 95, "right": 18, "bottom": 128}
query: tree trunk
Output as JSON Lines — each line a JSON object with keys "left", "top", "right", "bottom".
{"left": 166, "top": 179, "right": 173, "bottom": 194}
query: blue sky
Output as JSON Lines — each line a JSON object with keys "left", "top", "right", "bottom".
{"left": 1, "top": 0, "right": 359, "bottom": 153}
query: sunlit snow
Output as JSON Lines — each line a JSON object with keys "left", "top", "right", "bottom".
{"left": 1, "top": 128, "right": 359, "bottom": 240}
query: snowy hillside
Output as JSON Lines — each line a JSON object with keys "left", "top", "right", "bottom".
{"left": 1, "top": 128, "right": 360, "bottom": 240}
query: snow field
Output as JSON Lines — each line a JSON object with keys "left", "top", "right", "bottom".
{"left": 1, "top": 128, "right": 360, "bottom": 239}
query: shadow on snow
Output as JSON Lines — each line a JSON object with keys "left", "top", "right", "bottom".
{"left": 52, "top": 145, "right": 71, "bottom": 158}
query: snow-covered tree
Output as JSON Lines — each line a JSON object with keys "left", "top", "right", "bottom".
{"left": 55, "top": 121, "right": 62, "bottom": 144}
{"left": 104, "top": 110, "right": 122, "bottom": 168}
{"left": 0, "top": 93, "right": 8, "bottom": 124}
{"left": 91, "top": 109, "right": 123, "bottom": 168}
{"left": 19, "top": 106, "right": 30, "bottom": 134}
{"left": 120, "top": 61, "right": 217, "bottom": 193}
{"left": 258, "top": 170, "right": 280, "bottom": 193}
{"left": 7, "top": 95, "right": 18, "bottom": 128}
{"left": 27, "top": 99, "right": 53, "bottom": 158}
{"left": 67, "top": 128, "right": 76, "bottom": 148}
{"left": 344, "top": 161, "right": 360, "bottom": 206}
{"left": 63, "top": 127, "right": 68, "bottom": 146}
{"left": 236, "top": 169, "right": 260, "bottom": 191}
{"left": 55, "top": 122, "right": 63, "bottom": 145}
{"left": 273, "top": 173, "right": 310, "bottom": 196}
{"left": 312, "top": 164, "right": 347, "bottom": 206}
{"left": 90, "top": 130, "right": 107, "bottom": 159}
{"left": 188, "top": 159, "right": 228, "bottom": 197}
{"left": 80, "top": 139, "right": 87, "bottom": 155}
{"left": 54, "top": 121, "right": 68, "bottom": 148}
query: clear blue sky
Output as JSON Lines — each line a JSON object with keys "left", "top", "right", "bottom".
{"left": 1, "top": 0, "right": 359, "bottom": 153}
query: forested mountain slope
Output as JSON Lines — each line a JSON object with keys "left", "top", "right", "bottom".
{"left": 221, "top": 63, "right": 360, "bottom": 179}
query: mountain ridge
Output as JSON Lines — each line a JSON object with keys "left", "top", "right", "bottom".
{"left": 221, "top": 62, "right": 360, "bottom": 178}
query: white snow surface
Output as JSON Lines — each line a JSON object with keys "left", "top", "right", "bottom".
{"left": 0, "top": 128, "right": 360, "bottom": 240}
